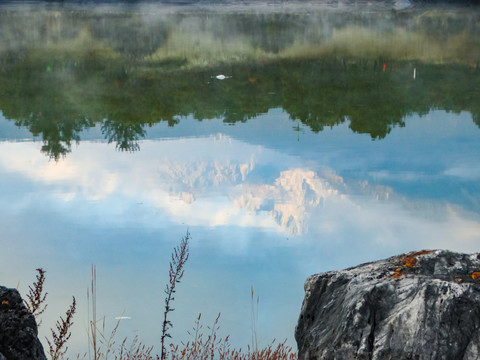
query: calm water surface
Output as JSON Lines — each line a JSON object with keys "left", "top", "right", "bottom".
{"left": 0, "top": 1, "right": 479, "bottom": 356}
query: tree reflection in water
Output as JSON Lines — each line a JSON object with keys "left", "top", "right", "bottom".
{"left": 0, "top": 4, "right": 478, "bottom": 158}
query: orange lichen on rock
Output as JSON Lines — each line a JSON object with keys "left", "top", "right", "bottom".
{"left": 400, "top": 250, "right": 434, "bottom": 268}
{"left": 471, "top": 272, "right": 480, "bottom": 280}
{"left": 402, "top": 256, "right": 417, "bottom": 267}
{"left": 392, "top": 250, "right": 434, "bottom": 278}
{"left": 392, "top": 271, "right": 404, "bottom": 278}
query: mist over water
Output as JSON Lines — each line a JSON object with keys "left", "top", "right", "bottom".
{"left": 0, "top": 1, "right": 479, "bottom": 356}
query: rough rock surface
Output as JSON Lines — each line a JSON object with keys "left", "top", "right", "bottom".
{"left": 0, "top": 286, "right": 47, "bottom": 360}
{"left": 295, "top": 250, "right": 480, "bottom": 360}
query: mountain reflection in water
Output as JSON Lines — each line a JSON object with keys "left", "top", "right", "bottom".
{"left": 0, "top": 2, "right": 479, "bottom": 357}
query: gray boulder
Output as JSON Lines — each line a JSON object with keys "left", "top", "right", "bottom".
{"left": 295, "top": 250, "right": 480, "bottom": 360}
{"left": 0, "top": 286, "right": 46, "bottom": 360}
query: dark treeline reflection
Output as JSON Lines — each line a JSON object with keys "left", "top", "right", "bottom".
{"left": 0, "top": 5, "right": 479, "bottom": 159}
{"left": 1, "top": 57, "right": 479, "bottom": 159}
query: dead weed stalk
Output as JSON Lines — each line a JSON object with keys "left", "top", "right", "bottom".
{"left": 46, "top": 296, "right": 77, "bottom": 360}
{"left": 161, "top": 231, "right": 190, "bottom": 360}
{"left": 25, "top": 268, "right": 48, "bottom": 320}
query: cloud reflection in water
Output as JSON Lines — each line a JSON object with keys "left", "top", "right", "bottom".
{"left": 0, "top": 109, "right": 480, "bottom": 355}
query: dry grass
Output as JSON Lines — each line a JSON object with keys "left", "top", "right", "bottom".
{"left": 24, "top": 268, "right": 48, "bottom": 320}
{"left": 47, "top": 297, "right": 77, "bottom": 360}
{"left": 24, "top": 232, "right": 297, "bottom": 360}
{"left": 169, "top": 313, "right": 297, "bottom": 360}
{"left": 161, "top": 232, "right": 190, "bottom": 360}
{"left": 24, "top": 268, "right": 78, "bottom": 360}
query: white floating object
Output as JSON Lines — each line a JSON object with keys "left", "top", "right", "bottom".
{"left": 413, "top": 68, "right": 416, "bottom": 80}
{"left": 216, "top": 74, "right": 226, "bottom": 80}
{"left": 115, "top": 316, "right": 131, "bottom": 320}
{"left": 394, "top": 0, "right": 412, "bottom": 10}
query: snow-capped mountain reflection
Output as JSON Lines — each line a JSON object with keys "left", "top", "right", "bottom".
{"left": 157, "top": 156, "right": 255, "bottom": 204}
{"left": 233, "top": 169, "right": 340, "bottom": 235}
{"left": 1, "top": 111, "right": 479, "bottom": 243}
{"left": 154, "top": 145, "right": 343, "bottom": 234}
{"left": 0, "top": 133, "right": 372, "bottom": 236}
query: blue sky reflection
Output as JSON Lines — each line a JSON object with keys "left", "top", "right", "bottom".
{"left": 1, "top": 108, "right": 480, "bottom": 355}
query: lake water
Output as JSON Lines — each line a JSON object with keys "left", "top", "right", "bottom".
{"left": 0, "top": 1, "right": 479, "bottom": 357}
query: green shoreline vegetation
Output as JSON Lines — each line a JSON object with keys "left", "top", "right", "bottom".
{"left": 0, "top": 6, "right": 479, "bottom": 159}
{"left": 23, "top": 233, "right": 297, "bottom": 360}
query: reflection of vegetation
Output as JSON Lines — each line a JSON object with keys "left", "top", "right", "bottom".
{"left": 1, "top": 6, "right": 479, "bottom": 68}
{"left": 101, "top": 118, "right": 146, "bottom": 152}
{"left": 32, "top": 115, "right": 92, "bottom": 160}
{"left": 1, "top": 56, "right": 479, "bottom": 158}
{"left": 0, "top": 6, "right": 479, "bottom": 158}
{"left": 14, "top": 112, "right": 94, "bottom": 161}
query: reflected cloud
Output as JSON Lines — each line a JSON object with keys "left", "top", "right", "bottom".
{"left": 157, "top": 152, "right": 255, "bottom": 203}
{"left": 0, "top": 141, "right": 118, "bottom": 202}
{"left": 444, "top": 166, "right": 480, "bottom": 180}
{"left": 0, "top": 137, "right": 364, "bottom": 235}
{"left": 233, "top": 169, "right": 340, "bottom": 235}
{"left": 1, "top": 129, "right": 478, "bottom": 244}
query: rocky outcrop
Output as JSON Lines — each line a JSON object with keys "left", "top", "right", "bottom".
{"left": 295, "top": 250, "right": 480, "bottom": 360}
{"left": 0, "top": 286, "right": 46, "bottom": 360}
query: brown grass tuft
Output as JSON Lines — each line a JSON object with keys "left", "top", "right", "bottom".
{"left": 161, "top": 231, "right": 190, "bottom": 360}
{"left": 170, "top": 313, "right": 297, "bottom": 360}
{"left": 47, "top": 296, "right": 77, "bottom": 360}
{"left": 25, "top": 268, "right": 48, "bottom": 319}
